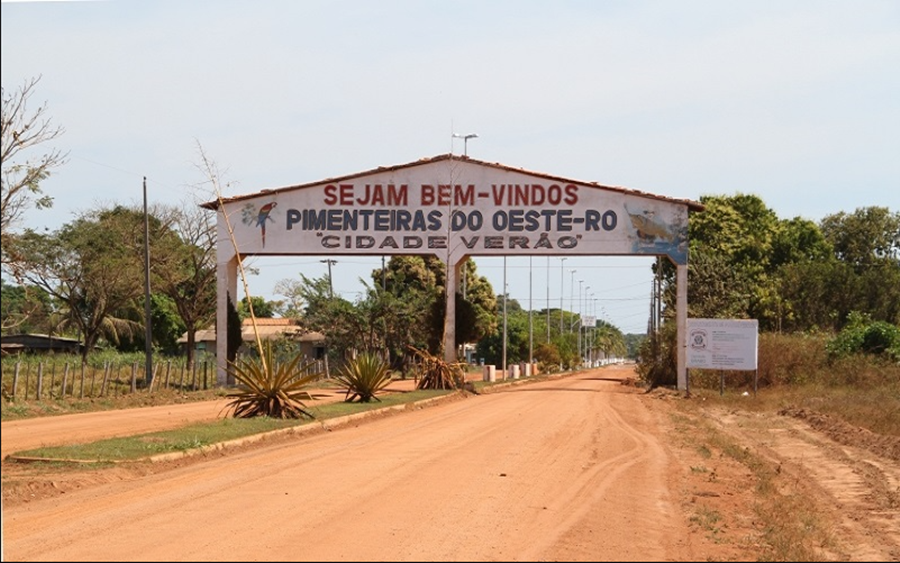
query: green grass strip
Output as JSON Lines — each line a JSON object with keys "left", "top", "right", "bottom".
{"left": 13, "top": 388, "right": 455, "bottom": 462}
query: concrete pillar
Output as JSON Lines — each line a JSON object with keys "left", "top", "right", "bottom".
{"left": 442, "top": 258, "right": 461, "bottom": 364}
{"left": 216, "top": 253, "right": 238, "bottom": 387}
{"left": 509, "top": 364, "right": 520, "bottom": 379}
{"left": 483, "top": 365, "right": 496, "bottom": 382}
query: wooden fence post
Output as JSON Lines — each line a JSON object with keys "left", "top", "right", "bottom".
{"left": 36, "top": 362, "right": 44, "bottom": 400}
{"left": 148, "top": 364, "right": 160, "bottom": 393}
{"left": 101, "top": 361, "right": 111, "bottom": 397}
{"left": 61, "top": 363, "right": 70, "bottom": 399}
{"left": 79, "top": 362, "right": 86, "bottom": 399}
{"left": 90, "top": 364, "right": 98, "bottom": 397}
{"left": 49, "top": 363, "right": 57, "bottom": 399}
{"left": 12, "top": 362, "right": 21, "bottom": 400}
{"left": 130, "top": 362, "right": 137, "bottom": 394}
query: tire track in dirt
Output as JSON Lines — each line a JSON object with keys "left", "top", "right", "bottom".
{"left": 708, "top": 409, "right": 900, "bottom": 561}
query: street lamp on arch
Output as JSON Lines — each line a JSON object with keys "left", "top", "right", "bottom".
{"left": 452, "top": 133, "right": 478, "bottom": 156}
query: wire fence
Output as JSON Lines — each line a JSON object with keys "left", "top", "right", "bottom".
{"left": 1, "top": 354, "right": 332, "bottom": 402}
{"left": 1, "top": 357, "right": 215, "bottom": 401}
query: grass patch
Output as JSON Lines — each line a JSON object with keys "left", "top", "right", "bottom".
{"left": 690, "top": 505, "right": 724, "bottom": 542}
{"left": 11, "top": 388, "right": 458, "bottom": 462}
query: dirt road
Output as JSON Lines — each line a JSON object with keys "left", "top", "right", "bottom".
{"left": 3, "top": 366, "right": 898, "bottom": 561}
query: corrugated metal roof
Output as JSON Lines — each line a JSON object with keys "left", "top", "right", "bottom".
{"left": 177, "top": 320, "right": 325, "bottom": 344}
{"left": 201, "top": 153, "right": 704, "bottom": 212}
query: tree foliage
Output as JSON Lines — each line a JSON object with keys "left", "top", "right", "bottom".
{"left": 682, "top": 196, "right": 899, "bottom": 332}
{"left": 275, "top": 255, "right": 498, "bottom": 372}
{"left": 5, "top": 206, "right": 148, "bottom": 360}
{"left": 644, "top": 196, "right": 898, "bottom": 385}
{"left": 1, "top": 75, "right": 67, "bottom": 256}
{"left": 1, "top": 278, "right": 53, "bottom": 333}
{"left": 150, "top": 203, "right": 217, "bottom": 370}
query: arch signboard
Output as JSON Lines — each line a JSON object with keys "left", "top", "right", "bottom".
{"left": 204, "top": 154, "right": 704, "bottom": 388}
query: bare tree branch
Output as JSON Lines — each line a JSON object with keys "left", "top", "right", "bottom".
{"left": 1, "top": 75, "right": 69, "bottom": 242}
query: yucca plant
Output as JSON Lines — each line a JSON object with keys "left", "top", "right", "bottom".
{"left": 334, "top": 352, "right": 394, "bottom": 403}
{"left": 408, "top": 346, "right": 466, "bottom": 390}
{"left": 224, "top": 341, "right": 322, "bottom": 419}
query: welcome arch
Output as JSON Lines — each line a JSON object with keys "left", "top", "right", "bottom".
{"left": 203, "top": 154, "right": 704, "bottom": 389}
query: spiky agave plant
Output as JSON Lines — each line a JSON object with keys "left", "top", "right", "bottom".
{"left": 224, "top": 341, "right": 322, "bottom": 419}
{"left": 334, "top": 351, "right": 393, "bottom": 403}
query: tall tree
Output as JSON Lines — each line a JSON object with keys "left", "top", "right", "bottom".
{"left": 6, "top": 207, "right": 147, "bottom": 361}
{"left": 150, "top": 203, "right": 217, "bottom": 370}
{"left": 820, "top": 207, "right": 900, "bottom": 269}
{"left": 1, "top": 75, "right": 67, "bottom": 258}
{"left": 239, "top": 295, "right": 277, "bottom": 319}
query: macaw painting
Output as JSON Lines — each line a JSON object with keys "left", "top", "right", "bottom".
{"left": 241, "top": 201, "right": 278, "bottom": 247}
{"left": 624, "top": 204, "right": 688, "bottom": 264}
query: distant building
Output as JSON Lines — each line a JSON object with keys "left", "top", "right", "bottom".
{"left": 177, "top": 318, "right": 326, "bottom": 360}
{"left": 0, "top": 334, "right": 85, "bottom": 356}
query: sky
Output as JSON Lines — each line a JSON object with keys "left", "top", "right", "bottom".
{"left": 2, "top": 0, "right": 898, "bottom": 335}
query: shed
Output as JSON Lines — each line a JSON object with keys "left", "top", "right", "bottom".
{"left": 178, "top": 318, "right": 326, "bottom": 359}
{"left": 0, "top": 334, "right": 85, "bottom": 355}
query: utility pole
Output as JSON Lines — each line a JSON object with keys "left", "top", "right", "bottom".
{"left": 570, "top": 269, "right": 577, "bottom": 334}
{"left": 529, "top": 256, "right": 533, "bottom": 366}
{"left": 321, "top": 259, "right": 337, "bottom": 298}
{"left": 559, "top": 257, "right": 567, "bottom": 336}
{"left": 578, "top": 279, "right": 584, "bottom": 363}
{"left": 546, "top": 256, "right": 550, "bottom": 343}
{"left": 142, "top": 177, "right": 153, "bottom": 388}
{"left": 502, "top": 256, "right": 508, "bottom": 378}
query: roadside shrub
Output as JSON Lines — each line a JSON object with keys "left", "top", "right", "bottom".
{"left": 409, "top": 346, "right": 466, "bottom": 390}
{"left": 635, "top": 322, "right": 677, "bottom": 389}
{"left": 533, "top": 342, "right": 561, "bottom": 374}
{"left": 757, "top": 332, "right": 829, "bottom": 387}
{"left": 334, "top": 352, "right": 393, "bottom": 403}
{"left": 827, "top": 313, "right": 900, "bottom": 363}
{"left": 224, "top": 341, "right": 322, "bottom": 419}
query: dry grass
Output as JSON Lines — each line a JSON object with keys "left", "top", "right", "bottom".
{"left": 687, "top": 332, "right": 900, "bottom": 438}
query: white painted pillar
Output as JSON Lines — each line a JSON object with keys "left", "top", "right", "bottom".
{"left": 442, "top": 257, "right": 461, "bottom": 364}
{"left": 216, "top": 255, "right": 238, "bottom": 387}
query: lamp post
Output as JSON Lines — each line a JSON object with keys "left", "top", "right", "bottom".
{"left": 321, "top": 259, "right": 337, "bottom": 298}
{"left": 559, "top": 258, "right": 567, "bottom": 336}
{"left": 502, "top": 255, "right": 508, "bottom": 378}
{"left": 583, "top": 284, "right": 590, "bottom": 366}
{"left": 529, "top": 256, "right": 533, "bottom": 366}
{"left": 569, "top": 269, "right": 577, "bottom": 333}
{"left": 546, "top": 256, "right": 550, "bottom": 343}
{"left": 142, "top": 177, "right": 153, "bottom": 387}
{"left": 452, "top": 133, "right": 478, "bottom": 156}
{"left": 578, "top": 279, "right": 584, "bottom": 363}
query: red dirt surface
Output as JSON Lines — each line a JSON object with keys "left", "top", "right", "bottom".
{"left": 2, "top": 365, "right": 898, "bottom": 561}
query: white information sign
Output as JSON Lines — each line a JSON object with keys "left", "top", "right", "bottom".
{"left": 686, "top": 318, "right": 758, "bottom": 370}
{"left": 581, "top": 315, "right": 596, "bottom": 328}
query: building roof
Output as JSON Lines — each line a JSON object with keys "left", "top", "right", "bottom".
{"left": 201, "top": 153, "right": 705, "bottom": 212}
{"left": 177, "top": 318, "right": 325, "bottom": 344}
